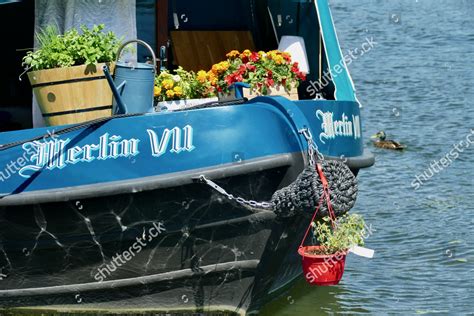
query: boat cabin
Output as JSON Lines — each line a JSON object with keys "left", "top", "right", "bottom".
{"left": 0, "top": 0, "right": 358, "bottom": 132}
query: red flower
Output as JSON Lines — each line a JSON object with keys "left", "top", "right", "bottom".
{"left": 267, "top": 70, "right": 273, "bottom": 79}
{"left": 291, "top": 62, "right": 300, "bottom": 73}
{"left": 266, "top": 78, "right": 275, "bottom": 87}
{"left": 246, "top": 64, "right": 256, "bottom": 72}
{"left": 282, "top": 52, "right": 291, "bottom": 62}
{"left": 297, "top": 72, "right": 306, "bottom": 81}
{"left": 238, "top": 65, "right": 247, "bottom": 75}
{"left": 250, "top": 52, "right": 259, "bottom": 62}
{"left": 225, "top": 75, "right": 234, "bottom": 86}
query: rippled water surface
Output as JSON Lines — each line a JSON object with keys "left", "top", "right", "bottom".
{"left": 262, "top": 0, "right": 473, "bottom": 314}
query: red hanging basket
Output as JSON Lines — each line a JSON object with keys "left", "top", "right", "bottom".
{"left": 298, "top": 246, "right": 347, "bottom": 286}
{"left": 297, "top": 164, "right": 348, "bottom": 286}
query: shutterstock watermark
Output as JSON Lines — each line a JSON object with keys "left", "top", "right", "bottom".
{"left": 411, "top": 129, "right": 474, "bottom": 190}
{"left": 93, "top": 221, "right": 166, "bottom": 282}
{"left": 0, "top": 129, "right": 58, "bottom": 182}
{"left": 304, "top": 221, "right": 376, "bottom": 283}
{"left": 0, "top": 150, "right": 32, "bottom": 182}
{"left": 306, "top": 36, "right": 377, "bottom": 98}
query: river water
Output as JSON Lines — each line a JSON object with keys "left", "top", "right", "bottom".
{"left": 262, "top": 0, "right": 474, "bottom": 314}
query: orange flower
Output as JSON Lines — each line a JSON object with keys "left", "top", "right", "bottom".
{"left": 207, "top": 71, "right": 218, "bottom": 85}
{"left": 211, "top": 61, "right": 230, "bottom": 74}
{"left": 226, "top": 50, "right": 240, "bottom": 59}
{"left": 240, "top": 49, "right": 252, "bottom": 62}
{"left": 274, "top": 55, "right": 285, "bottom": 65}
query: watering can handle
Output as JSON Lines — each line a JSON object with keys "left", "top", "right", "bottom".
{"left": 115, "top": 39, "right": 158, "bottom": 73}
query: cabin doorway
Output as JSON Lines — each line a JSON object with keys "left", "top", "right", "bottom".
{"left": 0, "top": 0, "right": 34, "bottom": 131}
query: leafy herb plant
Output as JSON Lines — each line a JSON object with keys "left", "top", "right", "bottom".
{"left": 22, "top": 24, "right": 121, "bottom": 71}
{"left": 311, "top": 213, "right": 366, "bottom": 255}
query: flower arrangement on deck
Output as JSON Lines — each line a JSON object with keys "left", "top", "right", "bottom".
{"left": 216, "top": 49, "right": 306, "bottom": 95}
{"left": 153, "top": 49, "right": 306, "bottom": 103}
{"left": 154, "top": 67, "right": 216, "bottom": 102}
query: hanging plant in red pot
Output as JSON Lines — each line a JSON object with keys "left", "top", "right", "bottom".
{"left": 298, "top": 164, "right": 366, "bottom": 286}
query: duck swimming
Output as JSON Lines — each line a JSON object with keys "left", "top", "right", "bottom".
{"left": 371, "top": 131, "right": 406, "bottom": 150}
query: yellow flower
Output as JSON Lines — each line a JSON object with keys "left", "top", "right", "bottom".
{"left": 226, "top": 50, "right": 240, "bottom": 58}
{"left": 154, "top": 86, "right": 162, "bottom": 96}
{"left": 266, "top": 50, "right": 282, "bottom": 61}
{"left": 166, "top": 89, "right": 175, "bottom": 98}
{"left": 173, "top": 86, "right": 183, "bottom": 96}
{"left": 162, "top": 79, "right": 174, "bottom": 90}
{"left": 220, "top": 61, "right": 230, "bottom": 71}
{"left": 197, "top": 70, "right": 207, "bottom": 83}
{"left": 274, "top": 55, "right": 285, "bottom": 65}
{"left": 241, "top": 49, "right": 251, "bottom": 57}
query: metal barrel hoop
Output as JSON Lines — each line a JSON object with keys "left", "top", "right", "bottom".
{"left": 115, "top": 39, "right": 157, "bottom": 73}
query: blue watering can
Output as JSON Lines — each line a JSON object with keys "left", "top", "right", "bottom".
{"left": 103, "top": 39, "right": 157, "bottom": 114}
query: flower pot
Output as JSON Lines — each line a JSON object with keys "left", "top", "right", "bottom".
{"left": 28, "top": 63, "right": 115, "bottom": 126}
{"left": 245, "top": 85, "right": 299, "bottom": 100}
{"left": 298, "top": 246, "right": 347, "bottom": 286}
{"left": 218, "top": 85, "right": 299, "bottom": 101}
{"left": 156, "top": 97, "right": 218, "bottom": 111}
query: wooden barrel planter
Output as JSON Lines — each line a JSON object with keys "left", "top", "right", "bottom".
{"left": 28, "top": 63, "right": 115, "bottom": 126}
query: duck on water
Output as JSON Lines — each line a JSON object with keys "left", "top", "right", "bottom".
{"left": 371, "top": 131, "right": 406, "bottom": 150}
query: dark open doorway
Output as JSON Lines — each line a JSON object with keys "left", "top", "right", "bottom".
{"left": 0, "top": 0, "right": 34, "bottom": 131}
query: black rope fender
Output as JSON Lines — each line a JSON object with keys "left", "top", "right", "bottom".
{"left": 271, "top": 160, "right": 358, "bottom": 218}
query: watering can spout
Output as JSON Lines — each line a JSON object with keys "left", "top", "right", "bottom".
{"left": 103, "top": 65, "right": 128, "bottom": 114}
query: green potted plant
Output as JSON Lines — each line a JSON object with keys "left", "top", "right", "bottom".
{"left": 22, "top": 24, "right": 122, "bottom": 126}
{"left": 298, "top": 213, "right": 366, "bottom": 286}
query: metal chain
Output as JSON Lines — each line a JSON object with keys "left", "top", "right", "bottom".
{"left": 299, "top": 128, "right": 324, "bottom": 165}
{"left": 197, "top": 175, "right": 274, "bottom": 211}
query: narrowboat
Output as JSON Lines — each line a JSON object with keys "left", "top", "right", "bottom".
{"left": 0, "top": 0, "right": 374, "bottom": 314}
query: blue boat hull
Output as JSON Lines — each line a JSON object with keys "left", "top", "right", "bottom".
{"left": 0, "top": 98, "right": 373, "bottom": 314}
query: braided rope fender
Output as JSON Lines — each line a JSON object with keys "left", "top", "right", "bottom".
{"left": 271, "top": 160, "right": 358, "bottom": 218}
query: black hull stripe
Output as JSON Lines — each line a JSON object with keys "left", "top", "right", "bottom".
{"left": 31, "top": 75, "right": 107, "bottom": 88}
{"left": 0, "top": 260, "right": 259, "bottom": 297}
{"left": 42, "top": 105, "right": 113, "bottom": 118}
{"left": 0, "top": 153, "right": 297, "bottom": 206}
